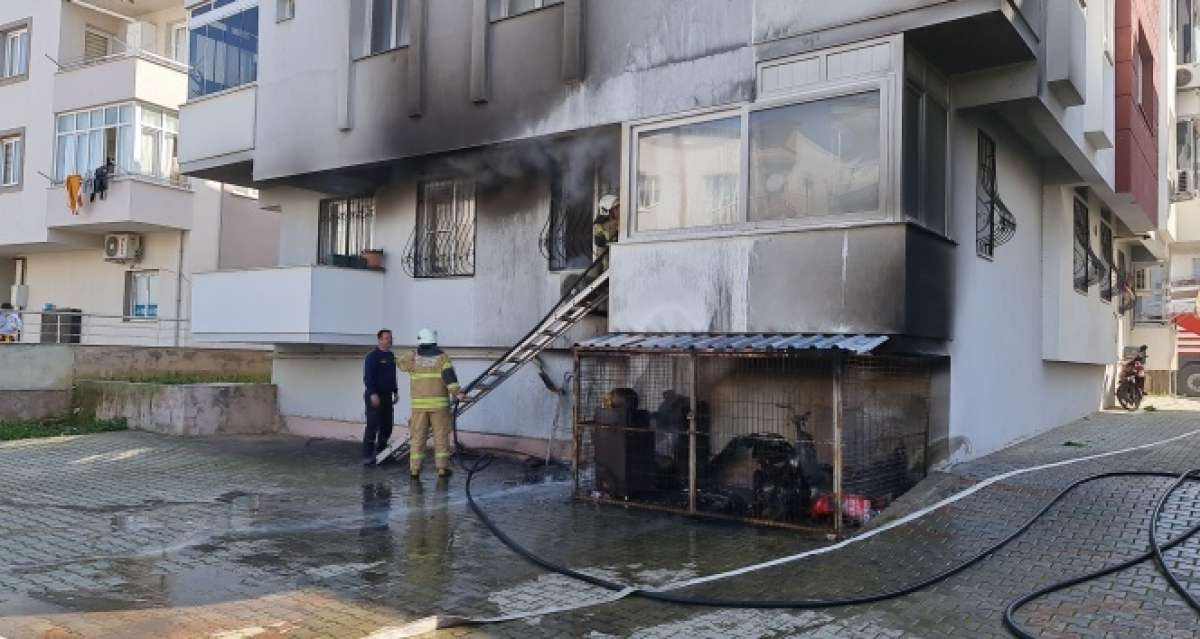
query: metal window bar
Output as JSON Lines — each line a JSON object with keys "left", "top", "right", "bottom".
{"left": 1099, "top": 223, "right": 1114, "bottom": 301}
{"left": 573, "top": 351, "right": 931, "bottom": 532}
{"left": 405, "top": 179, "right": 476, "bottom": 278}
{"left": 543, "top": 164, "right": 595, "bottom": 271}
{"left": 1073, "top": 197, "right": 1089, "bottom": 293}
{"left": 318, "top": 197, "right": 374, "bottom": 268}
{"left": 976, "top": 131, "right": 996, "bottom": 258}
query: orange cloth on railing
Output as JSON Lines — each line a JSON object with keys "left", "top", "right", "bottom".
{"left": 65, "top": 175, "right": 84, "bottom": 214}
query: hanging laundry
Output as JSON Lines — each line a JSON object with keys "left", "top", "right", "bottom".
{"left": 65, "top": 175, "right": 84, "bottom": 214}
{"left": 82, "top": 172, "right": 94, "bottom": 200}
{"left": 91, "top": 159, "right": 114, "bottom": 202}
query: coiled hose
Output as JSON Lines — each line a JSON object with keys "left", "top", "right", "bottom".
{"left": 452, "top": 406, "right": 1200, "bottom": 638}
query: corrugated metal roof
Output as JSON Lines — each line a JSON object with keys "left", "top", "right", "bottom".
{"left": 576, "top": 333, "right": 889, "bottom": 355}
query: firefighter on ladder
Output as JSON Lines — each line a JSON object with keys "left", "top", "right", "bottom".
{"left": 593, "top": 194, "right": 619, "bottom": 267}
{"left": 399, "top": 328, "right": 466, "bottom": 479}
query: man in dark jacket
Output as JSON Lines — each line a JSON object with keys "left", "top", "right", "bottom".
{"left": 363, "top": 329, "right": 398, "bottom": 465}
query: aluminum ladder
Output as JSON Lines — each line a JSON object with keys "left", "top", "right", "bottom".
{"left": 376, "top": 252, "right": 609, "bottom": 464}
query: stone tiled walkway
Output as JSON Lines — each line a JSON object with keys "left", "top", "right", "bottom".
{"left": 1, "top": 401, "right": 1199, "bottom": 638}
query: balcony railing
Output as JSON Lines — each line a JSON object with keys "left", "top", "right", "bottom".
{"left": 2, "top": 310, "right": 192, "bottom": 347}
{"left": 57, "top": 48, "right": 188, "bottom": 75}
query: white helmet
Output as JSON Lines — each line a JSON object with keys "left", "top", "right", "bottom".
{"left": 598, "top": 194, "right": 619, "bottom": 213}
{"left": 416, "top": 328, "right": 437, "bottom": 345}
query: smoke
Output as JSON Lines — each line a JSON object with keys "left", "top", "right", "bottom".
{"left": 421, "top": 129, "right": 620, "bottom": 198}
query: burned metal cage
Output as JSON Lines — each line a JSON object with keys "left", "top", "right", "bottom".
{"left": 573, "top": 337, "right": 932, "bottom": 533}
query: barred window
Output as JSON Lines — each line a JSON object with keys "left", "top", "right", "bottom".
{"left": 318, "top": 197, "right": 375, "bottom": 268}
{"left": 976, "top": 131, "right": 996, "bottom": 258}
{"left": 1073, "top": 196, "right": 1089, "bottom": 294}
{"left": 409, "top": 179, "right": 476, "bottom": 278}
{"left": 1099, "top": 220, "right": 1113, "bottom": 302}
{"left": 546, "top": 167, "right": 595, "bottom": 271}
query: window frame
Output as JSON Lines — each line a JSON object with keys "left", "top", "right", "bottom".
{"left": 0, "top": 131, "right": 23, "bottom": 191}
{"left": 357, "top": 0, "right": 409, "bottom": 58}
{"left": 187, "top": 1, "right": 259, "bottom": 99}
{"left": 626, "top": 77, "right": 894, "bottom": 242}
{"left": 488, "top": 0, "right": 564, "bottom": 22}
{"left": 169, "top": 22, "right": 188, "bottom": 63}
{"left": 0, "top": 20, "right": 31, "bottom": 83}
{"left": 276, "top": 0, "right": 296, "bottom": 22}
{"left": 1072, "top": 194, "right": 1090, "bottom": 295}
{"left": 1099, "top": 218, "right": 1114, "bottom": 302}
{"left": 53, "top": 102, "right": 181, "bottom": 185}
{"left": 1132, "top": 262, "right": 1167, "bottom": 324}
{"left": 411, "top": 178, "right": 477, "bottom": 278}
{"left": 124, "top": 270, "right": 160, "bottom": 320}
{"left": 317, "top": 196, "right": 376, "bottom": 268}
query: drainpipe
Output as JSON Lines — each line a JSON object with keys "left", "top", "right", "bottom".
{"left": 175, "top": 230, "right": 185, "bottom": 347}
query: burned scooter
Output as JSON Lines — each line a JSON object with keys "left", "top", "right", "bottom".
{"left": 702, "top": 405, "right": 829, "bottom": 521}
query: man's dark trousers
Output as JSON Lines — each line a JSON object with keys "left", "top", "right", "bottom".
{"left": 363, "top": 398, "right": 394, "bottom": 460}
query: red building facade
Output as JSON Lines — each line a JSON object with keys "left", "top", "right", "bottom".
{"left": 1115, "top": 0, "right": 1160, "bottom": 225}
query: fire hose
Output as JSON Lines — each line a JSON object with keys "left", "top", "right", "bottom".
{"left": 381, "top": 413, "right": 1200, "bottom": 638}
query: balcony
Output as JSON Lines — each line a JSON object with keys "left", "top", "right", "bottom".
{"left": 191, "top": 266, "right": 384, "bottom": 345}
{"left": 54, "top": 52, "right": 187, "bottom": 114}
{"left": 179, "top": 84, "right": 256, "bottom": 183}
{"left": 45, "top": 176, "right": 193, "bottom": 233}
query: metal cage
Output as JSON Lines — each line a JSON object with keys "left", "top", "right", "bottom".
{"left": 572, "top": 348, "right": 932, "bottom": 534}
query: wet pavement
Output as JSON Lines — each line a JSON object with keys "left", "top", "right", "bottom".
{"left": 0, "top": 401, "right": 1199, "bottom": 638}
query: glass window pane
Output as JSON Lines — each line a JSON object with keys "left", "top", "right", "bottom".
{"left": 57, "top": 115, "right": 73, "bottom": 133}
{"left": 749, "top": 91, "right": 882, "bottom": 222}
{"left": 164, "top": 113, "right": 179, "bottom": 133}
{"left": 59, "top": 135, "right": 74, "bottom": 179}
{"left": 118, "top": 125, "right": 134, "bottom": 174}
{"left": 370, "top": 0, "right": 393, "bottom": 52}
{"left": 105, "top": 107, "right": 119, "bottom": 125}
{"left": 487, "top": 0, "right": 504, "bottom": 20}
{"left": 140, "top": 128, "right": 159, "bottom": 176}
{"left": 510, "top": 0, "right": 538, "bottom": 14}
{"left": 635, "top": 117, "right": 741, "bottom": 231}
{"left": 141, "top": 108, "right": 162, "bottom": 128}
{"left": 90, "top": 110, "right": 104, "bottom": 128}
{"left": 395, "top": 0, "right": 410, "bottom": 47}
{"left": 922, "top": 99, "right": 948, "bottom": 234}
{"left": 75, "top": 133, "right": 89, "bottom": 176}
{"left": 119, "top": 105, "right": 133, "bottom": 124}
{"left": 89, "top": 130, "right": 103, "bottom": 173}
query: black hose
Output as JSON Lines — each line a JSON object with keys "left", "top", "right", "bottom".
{"left": 1148, "top": 469, "right": 1200, "bottom": 614}
{"left": 1003, "top": 468, "right": 1200, "bottom": 637}
{"left": 462, "top": 452, "right": 1200, "bottom": 631}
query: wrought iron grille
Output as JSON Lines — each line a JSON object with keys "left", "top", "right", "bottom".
{"left": 317, "top": 197, "right": 374, "bottom": 268}
{"left": 404, "top": 179, "right": 476, "bottom": 278}
{"left": 542, "top": 164, "right": 595, "bottom": 271}
{"left": 976, "top": 131, "right": 997, "bottom": 258}
{"left": 1099, "top": 222, "right": 1114, "bottom": 301}
{"left": 1073, "top": 196, "right": 1089, "bottom": 293}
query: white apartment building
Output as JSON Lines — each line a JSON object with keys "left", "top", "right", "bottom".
{"left": 0, "top": 0, "right": 278, "bottom": 346}
{"left": 183, "top": 1, "right": 1170, "bottom": 483}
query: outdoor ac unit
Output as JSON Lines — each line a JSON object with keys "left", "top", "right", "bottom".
{"left": 1179, "top": 169, "right": 1195, "bottom": 196}
{"left": 1180, "top": 63, "right": 1200, "bottom": 90}
{"left": 103, "top": 233, "right": 142, "bottom": 262}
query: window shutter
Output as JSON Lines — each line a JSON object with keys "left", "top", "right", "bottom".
{"left": 84, "top": 31, "right": 110, "bottom": 60}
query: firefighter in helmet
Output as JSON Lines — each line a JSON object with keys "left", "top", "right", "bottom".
{"left": 593, "top": 194, "right": 620, "bottom": 255}
{"left": 398, "top": 328, "right": 465, "bottom": 478}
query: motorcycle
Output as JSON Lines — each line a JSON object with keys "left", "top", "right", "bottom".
{"left": 1115, "top": 357, "right": 1144, "bottom": 411}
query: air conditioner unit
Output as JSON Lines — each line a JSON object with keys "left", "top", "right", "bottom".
{"left": 1179, "top": 169, "right": 1195, "bottom": 196}
{"left": 1180, "top": 63, "right": 1200, "bottom": 90}
{"left": 103, "top": 233, "right": 142, "bottom": 262}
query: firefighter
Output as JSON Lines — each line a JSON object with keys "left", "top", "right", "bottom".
{"left": 398, "top": 328, "right": 465, "bottom": 479}
{"left": 593, "top": 194, "right": 619, "bottom": 252}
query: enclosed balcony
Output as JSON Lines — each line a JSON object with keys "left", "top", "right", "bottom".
{"left": 54, "top": 51, "right": 187, "bottom": 114}
{"left": 190, "top": 266, "right": 384, "bottom": 345}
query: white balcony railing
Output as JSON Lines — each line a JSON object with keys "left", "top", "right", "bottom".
{"left": 191, "top": 265, "right": 385, "bottom": 345}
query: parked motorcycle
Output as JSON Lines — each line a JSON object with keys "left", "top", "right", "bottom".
{"left": 1116, "top": 356, "right": 1145, "bottom": 411}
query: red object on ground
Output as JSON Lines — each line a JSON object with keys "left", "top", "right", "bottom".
{"left": 811, "top": 494, "right": 875, "bottom": 524}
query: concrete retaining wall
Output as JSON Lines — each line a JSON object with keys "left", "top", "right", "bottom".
{"left": 0, "top": 391, "right": 72, "bottom": 421}
{"left": 0, "top": 345, "right": 271, "bottom": 392}
{"left": 77, "top": 381, "right": 280, "bottom": 436}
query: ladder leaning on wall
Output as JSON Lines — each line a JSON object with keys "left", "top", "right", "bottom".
{"left": 375, "top": 251, "right": 609, "bottom": 465}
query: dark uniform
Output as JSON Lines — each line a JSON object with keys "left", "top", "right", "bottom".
{"left": 363, "top": 348, "right": 398, "bottom": 461}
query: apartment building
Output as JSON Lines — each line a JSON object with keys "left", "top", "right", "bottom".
{"left": 0, "top": 0, "right": 278, "bottom": 346}
{"left": 186, "top": 0, "right": 1167, "bottom": 478}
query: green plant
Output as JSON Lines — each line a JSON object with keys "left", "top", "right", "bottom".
{"left": 0, "top": 417, "right": 128, "bottom": 442}
{"left": 113, "top": 372, "right": 271, "bottom": 385}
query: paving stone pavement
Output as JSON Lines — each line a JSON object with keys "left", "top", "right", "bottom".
{"left": 0, "top": 400, "right": 1199, "bottom": 638}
